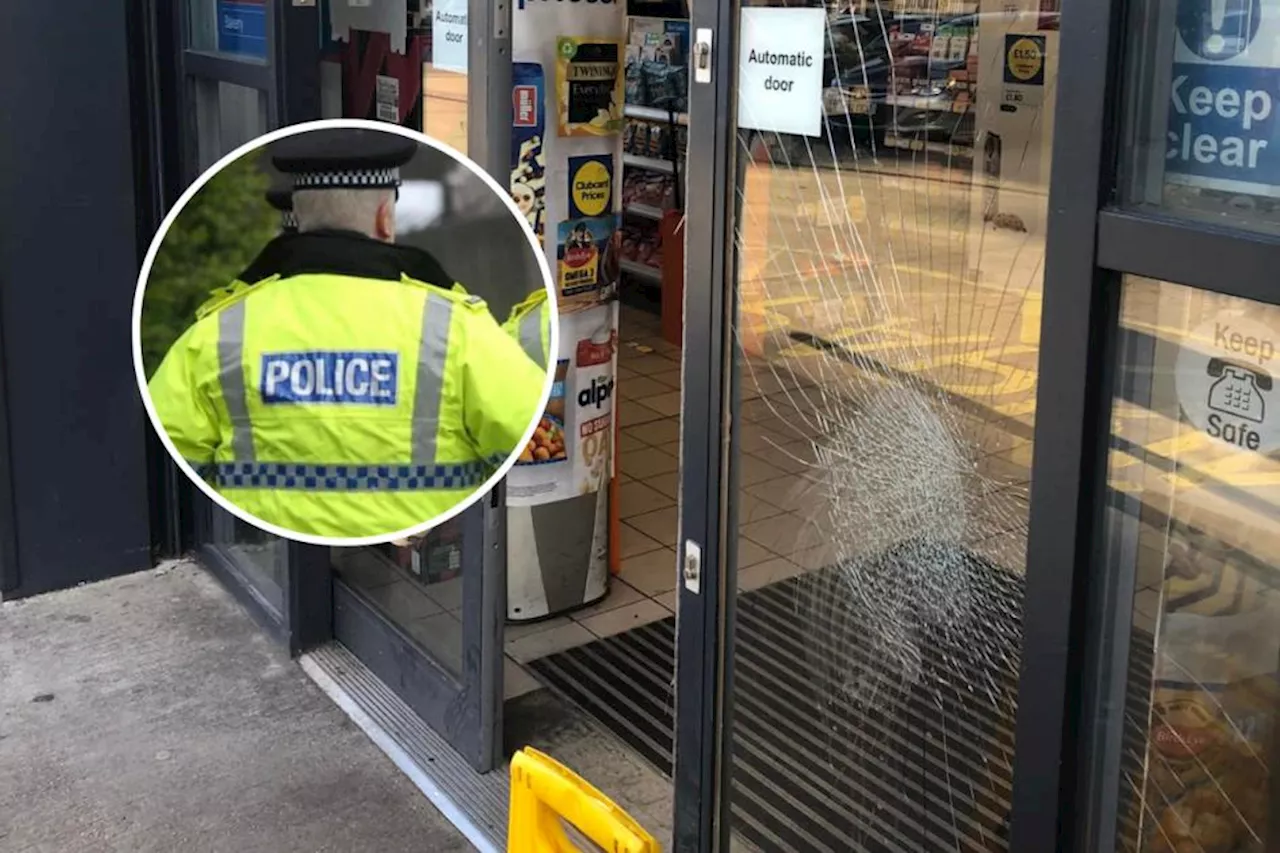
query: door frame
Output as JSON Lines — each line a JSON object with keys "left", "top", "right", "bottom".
{"left": 675, "top": 0, "right": 1280, "bottom": 850}
{"left": 309, "top": 0, "right": 514, "bottom": 774}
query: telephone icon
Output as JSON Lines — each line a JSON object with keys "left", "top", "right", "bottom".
{"left": 1206, "top": 357, "right": 1271, "bottom": 424}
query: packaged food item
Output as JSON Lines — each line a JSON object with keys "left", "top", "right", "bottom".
{"left": 556, "top": 36, "right": 624, "bottom": 137}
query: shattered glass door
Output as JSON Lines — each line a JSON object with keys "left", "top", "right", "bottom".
{"left": 722, "top": 1, "right": 1057, "bottom": 849}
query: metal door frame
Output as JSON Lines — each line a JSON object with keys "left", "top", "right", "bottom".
{"left": 675, "top": 0, "right": 1280, "bottom": 849}
{"left": 315, "top": 0, "right": 514, "bottom": 774}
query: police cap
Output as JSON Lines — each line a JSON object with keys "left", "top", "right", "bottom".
{"left": 270, "top": 128, "right": 417, "bottom": 192}
{"left": 265, "top": 188, "right": 293, "bottom": 213}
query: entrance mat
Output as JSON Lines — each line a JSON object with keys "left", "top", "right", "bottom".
{"left": 527, "top": 547, "right": 1155, "bottom": 852}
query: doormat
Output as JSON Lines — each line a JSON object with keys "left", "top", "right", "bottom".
{"left": 527, "top": 546, "right": 1155, "bottom": 852}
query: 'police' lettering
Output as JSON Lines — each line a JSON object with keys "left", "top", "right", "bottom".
{"left": 261, "top": 351, "right": 399, "bottom": 405}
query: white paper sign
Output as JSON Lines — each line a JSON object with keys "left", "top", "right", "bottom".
{"left": 736, "top": 7, "right": 825, "bottom": 138}
{"left": 1175, "top": 314, "right": 1279, "bottom": 453}
{"left": 431, "top": 0, "right": 468, "bottom": 74}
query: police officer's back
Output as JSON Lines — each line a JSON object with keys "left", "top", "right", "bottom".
{"left": 148, "top": 128, "right": 547, "bottom": 539}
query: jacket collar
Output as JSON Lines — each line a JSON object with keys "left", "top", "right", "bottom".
{"left": 236, "top": 229, "right": 455, "bottom": 289}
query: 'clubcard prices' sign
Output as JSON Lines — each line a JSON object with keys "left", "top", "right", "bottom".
{"left": 1166, "top": 0, "right": 1280, "bottom": 196}
{"left": 737, "top": 7, "right": 825, "bottom": 138}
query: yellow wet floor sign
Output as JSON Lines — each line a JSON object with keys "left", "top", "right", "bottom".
{"left": 507, "top": 747, "right": 661, "bottom": 852}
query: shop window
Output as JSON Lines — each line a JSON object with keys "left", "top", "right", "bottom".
{"left": 1120, "top": 0, "right": 1280, "bottom": 237}
{"left": 1105, "top": 276, "right": 1279, "bottom": 853}
{"left": 193, "top": 79, "right": 269, "bottom": 174}
{"left": 188, "top": 0, "right": 270, "bottom": 61}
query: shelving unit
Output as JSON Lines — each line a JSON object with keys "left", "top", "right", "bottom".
{"left": 618, "top": 8, "right": 691, "bottom": 293}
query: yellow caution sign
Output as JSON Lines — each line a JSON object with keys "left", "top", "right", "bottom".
{"left": 507, "top": 747, "right": 661, "bottom": 853}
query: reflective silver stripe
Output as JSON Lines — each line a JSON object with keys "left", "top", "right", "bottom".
{"left": 217, "top": 301, "right": 255, "bottom": 462}
{"left": 412, "top": 292, "right": 454, "bottom": 465}
{"left": 518, "top": 307, "right": 546, "bottom": 369}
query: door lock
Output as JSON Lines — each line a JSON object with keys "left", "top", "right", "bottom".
{"left": 683, "top": 540, "right": 702, "bottom": 595}
{"left": 693, "top": 29, "right": 713, "bottom": 85}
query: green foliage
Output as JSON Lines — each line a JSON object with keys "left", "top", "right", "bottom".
{"left": 140, "top": 153, "right": 278, "bottom": 378}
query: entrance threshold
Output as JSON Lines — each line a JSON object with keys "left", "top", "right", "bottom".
{"left": 300, "top": 643, "right": 509, "bottom": 852}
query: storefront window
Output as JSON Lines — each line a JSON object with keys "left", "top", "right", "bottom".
{"left": 1105, "top": 276, "right": 1279, "bottom": 853}
{"left": 1120, "top": 0, "right": 1280, "bottom": 237}
{"left": 330, "top": 521, "right": 467, "bottom": 676}
{"left": 188, "top": 0, "right": 270, "bottom": 61}
{"left": 193, "top": 79, "right": 269, "bottom": 173}
{"left": 211, "top": 509, "right": 288, "bottom": 614}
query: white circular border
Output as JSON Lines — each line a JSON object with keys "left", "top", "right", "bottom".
{"left": 131, "top": 118, "right": 560, "bottom": 547}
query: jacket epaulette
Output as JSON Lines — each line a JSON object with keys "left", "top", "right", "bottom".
{"left": 195, "top": 275, "right": 281, "bottom": 320}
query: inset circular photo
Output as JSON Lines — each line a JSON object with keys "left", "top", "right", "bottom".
{"left": 134, "top": 120, "right": 557, "bottom": 545}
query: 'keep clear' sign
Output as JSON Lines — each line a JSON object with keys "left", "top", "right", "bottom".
{"left": 737, "top": 7, "right": 825, "bottom": 138}
{"left": 1166, "top": 0, "right": 1280, "bottom": 196}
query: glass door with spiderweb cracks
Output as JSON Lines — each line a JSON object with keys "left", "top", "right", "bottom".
{"left": 675, "top": 1, "right": 1060, "bottom": 850}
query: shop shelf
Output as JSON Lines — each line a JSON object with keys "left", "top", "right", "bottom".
{"left": 620, "top": 259, "right": 663, "bottom": 283}
{"left": 623, "top": 153, "right": 675, "bottom": 174}
{"left": 623, "top": 203, "right": 664, "bottom": 221}
{"left": 624, "top": 103, "right": 689, "bottom": 125}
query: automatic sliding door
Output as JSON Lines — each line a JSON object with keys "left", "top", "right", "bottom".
{"left": 680, "top": 1, "right": 1058, "bottom": 849}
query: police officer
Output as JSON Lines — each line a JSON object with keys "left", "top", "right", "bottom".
{"left": 266, "top": 187, "right": 298, "bottom": 234}
{"left": 148, "top": 128, "right": 547, "bottom": 539}
{"left": 503, "top": 288, "right": 553, "bottom": 370}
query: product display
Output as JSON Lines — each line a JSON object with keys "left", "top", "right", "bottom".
{"left": 621, "top": 169, "right": 676, "bottom": 212}
{"left": 556, "top": 36, "right": 624, "bottom": 137}
{"left": 511, "top": 62, "right": 548, "bottom": 242}
{"left": 619, "top": 220, "right": 664, "bottom": 270}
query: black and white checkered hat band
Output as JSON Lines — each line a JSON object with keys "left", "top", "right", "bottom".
{"left": 281, "top": 211, "right": 299, "bottom": 229}
{"left": 292, "top": 167, "right": 401, "bottom": 190}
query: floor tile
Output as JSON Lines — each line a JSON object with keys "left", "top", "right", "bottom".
{"left": 620, "top": 376, "right": 673, "bottom": 400}
{"left": 619, "top": 430, "right": 651, "bottom": 455}
{"left": 624, "top": 417, "right": 681, "bottom": 447}
{"left": 653, "top": 590, "right": 678, "bottom": 613}
{"left": 737, "top": 490, "right": 786, "bottom": 524}
{"left": 619, "top": 480, "right": 676, "bottom": 518}
{"left": 578, "top": 599, "right": 671, "bottom": 638}
{"left": 635, "top": 390, "right": 683, "bottom": 418}
{"left": 741, "top": 513, "right": 827, "bottom": 555}
{"left": 649, "top": 368, "right": 683, "bottom": 389}
{"left": 505, "top": 620, "right": 597, "bottom": 663}
{"left": 627, "top": 506, "right": 679, "bottom": 547}
{"left": 619, "top": 546, "right": 679, "bottom": 596}
{"left": 736, "top": 453, "right": 790, "bottom": 487}
{"left": 737, "top": 557, "right": 804, "bottom": 593}
{"left": 618, "top": 401, "right": 667, "bottom": 428}
{"left": 570, "top": 579, "right": 646, "bottom": 620}
{"left": 745, "top": 473, "right": 822, "bottom": 507}
{"left": 620, "top": 446, "right": 679, "bottom": 479}
{"left": 788, "top": 542, "right": 841, "bottom": 571}
{"left": 736, "top": 537, "right": 775, "bottom": 568}
{"left": 619, "top": 523, "right": 665, "bottom": 558}
{"left": 642, "top": 471, "right": 680, "bottom": 500}
{"left": 617, "top": 363, "right": 640, "bottom": 380}
{"left": 504, "top": 658, "right": 544, "bottom": 700}
{"left": 504, "top": 615, "right": 571, "bottom": 642}
{"left": 623, "top": 354, "right": 680, "bottom": 376}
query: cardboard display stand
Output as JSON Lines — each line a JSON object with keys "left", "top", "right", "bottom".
{"left": 506, "top": 0, "right": 626, "bottom": 622}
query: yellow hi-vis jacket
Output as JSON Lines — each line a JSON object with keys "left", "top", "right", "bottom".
{"left": 148, "top": 249, "right": 545, "bottom": 539}
{"left": 503, "top": 289, "right": 553, "bottom": 370}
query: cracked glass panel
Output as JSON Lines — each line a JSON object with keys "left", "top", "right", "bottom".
{"left": 1106, "top": 278, "right": 1279, "bottom": 853}
{"left": 726, "top": 1, "right": 1054, "bottom": 849}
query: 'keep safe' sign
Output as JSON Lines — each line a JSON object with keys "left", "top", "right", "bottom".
{"left": 1167, "top": 0, "right": 1280, "bottom": 196}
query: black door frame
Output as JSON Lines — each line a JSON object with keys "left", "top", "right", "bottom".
{"left": 675, "top": 0, "right": 1280, "bottom": 850}
{"left": 294, "top": 0, "right": 515, "bottom": 774}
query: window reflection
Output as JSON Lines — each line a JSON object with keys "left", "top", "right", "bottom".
{"left": 1108, "top": 277, "right": 1280, "bottom": 853}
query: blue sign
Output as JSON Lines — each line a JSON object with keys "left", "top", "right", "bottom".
{"left": 1166, "top": 0, "right": 1280, "bottom": 196}
{"left": 217, "top": 0, "right": 268, "bottom": 60}
{"left": 260, "top": 351, "right": 400, "bottom": 405}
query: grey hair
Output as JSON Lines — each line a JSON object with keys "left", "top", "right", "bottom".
{"left": 291, "top": 188, "right": 395, "bottom": 238}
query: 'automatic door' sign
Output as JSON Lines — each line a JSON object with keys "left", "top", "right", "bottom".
{"left": 1167, "top": 0, "right": 1280, "bottom": 196}
{"left": 1176, "top": 316, "right": 1277, "bottom": 452}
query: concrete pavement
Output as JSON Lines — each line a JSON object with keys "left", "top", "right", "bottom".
{"left": 0, "top": 562, "right": 471, "bottom": 853}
